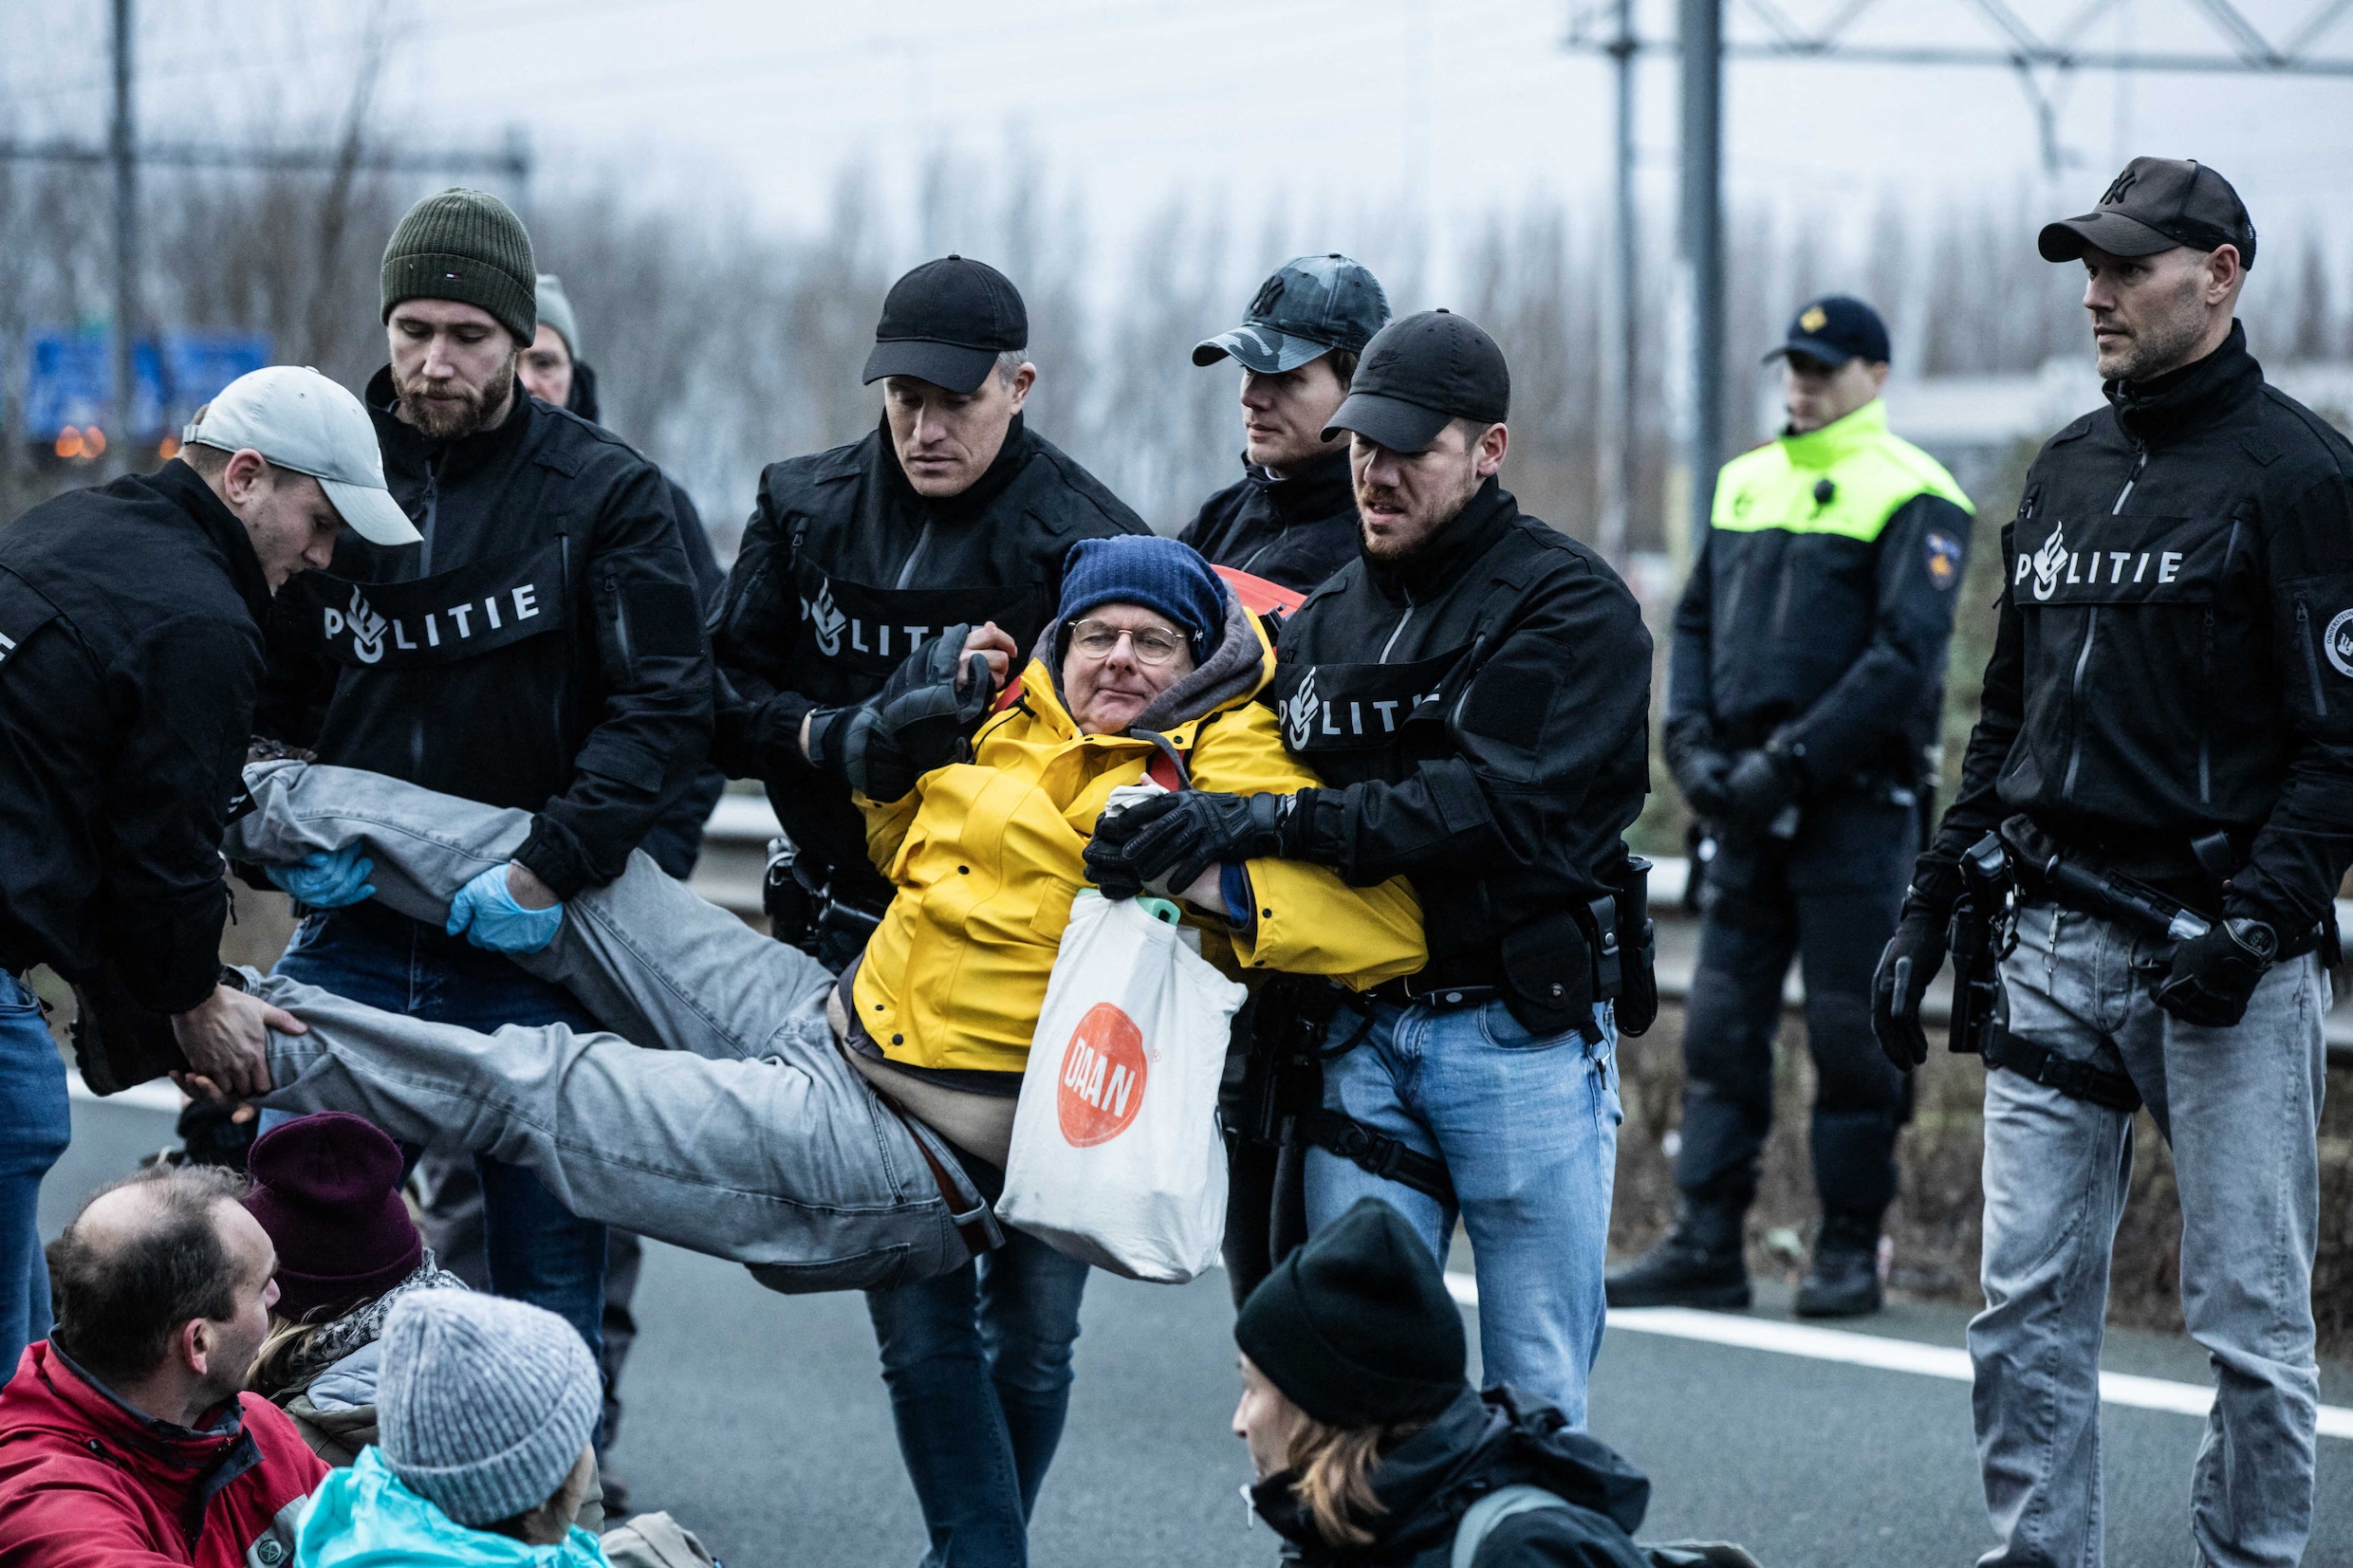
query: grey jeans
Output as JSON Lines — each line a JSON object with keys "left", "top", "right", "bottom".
{"left": 1973, "top": 901, "right": 2326, "bottom": 1568}
{"left": 224, "top": 760, "right": 990, "bottom": 1295}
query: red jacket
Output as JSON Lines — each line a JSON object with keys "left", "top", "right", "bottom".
{"left": 0, "top": 1340, "right": 327, "bottom": 1568}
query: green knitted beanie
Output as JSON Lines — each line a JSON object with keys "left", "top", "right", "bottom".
{"left": 380, "top": 189, "right": 537, "bottom": 345}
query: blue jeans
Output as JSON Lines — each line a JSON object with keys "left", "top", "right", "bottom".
{"left": 865, "top": 1154, "right": 1091, "bottom": 1568}
{"left": 0, "top": 976, "right": 69, "bottom": 1376}
{"left": 1305, "top": 997, "right": 1621, "bottom": 1428}
{"left": 273, "top": 913, "right": 608, "bottom": 1375}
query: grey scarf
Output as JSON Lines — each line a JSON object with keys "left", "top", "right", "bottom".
{"left": 285, "top": 1251, "right": 469, "bottom": 1391}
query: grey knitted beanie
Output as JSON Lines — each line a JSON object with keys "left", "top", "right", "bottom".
{"left": 534, "top": 273, "right": 582, "bottom": 361}
{"left": 380, "top": 188, "right": 537, "bottom": 345}
{"left": 378, "top": 1289, "right": 599, "bottom": 1527}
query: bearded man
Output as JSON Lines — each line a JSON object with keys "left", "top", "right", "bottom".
{"left": 253, "top": 189, "right": 712, "bottom": 1395}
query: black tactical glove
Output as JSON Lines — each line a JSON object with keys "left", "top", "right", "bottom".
{"left": 1675, "top": 747, "right": 1736, "bottom": 821}
{"left": 1871, "top": 895, "right": 1951, "bottom": 1070}
{"left": 2156, "top": 916, "right": 2277, "bottom": 1028}
{"left": 805, "top": 625, "right": 995, "bottom": 803}
{"left": 1085, "top": 789, "right": 1293, "bottom": 901}
{"left": 1722, "top": 747, "right": 1802, "bottom": 837}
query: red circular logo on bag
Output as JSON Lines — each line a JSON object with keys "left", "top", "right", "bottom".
{"left": 1057, "top": 1003, "right": 1148, "bottom": 1147}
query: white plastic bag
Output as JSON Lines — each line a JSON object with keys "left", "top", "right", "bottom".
{"left": 996, "top": 888, "right": 1247, "bottom": 1282}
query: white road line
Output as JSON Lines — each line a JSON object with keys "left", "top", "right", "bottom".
{"left": 1443, "top": 1272, "right": 2353, "bottom": 1441}
{"left": 66, "top": 1074, "right": 183, "bottom": 1115}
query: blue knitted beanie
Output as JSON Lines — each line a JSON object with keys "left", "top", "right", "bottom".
{"left": 1057, "top": 536, "right": 1226, "bottom": 657}
{"left": 377, "top": 1289, "right": 600, "bottom": 1527}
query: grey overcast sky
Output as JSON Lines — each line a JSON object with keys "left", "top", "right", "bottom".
{"left": 8, "top": 0, "right": 2352, "bottom": 297}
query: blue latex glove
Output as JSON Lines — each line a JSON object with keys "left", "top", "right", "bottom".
{"left": 444, "top": 864, "right": 565, "bottom": 953}
{"left": 265, "top": 845, "right": 376, "bottom": 909}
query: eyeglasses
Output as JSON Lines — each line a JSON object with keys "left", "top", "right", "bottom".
{"left": 1068, "top": 618, "right": 1187, "bottom": 664}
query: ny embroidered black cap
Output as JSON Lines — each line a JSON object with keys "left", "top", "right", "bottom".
{"left": 2038, "top": 157, "right": 2257, "bottom": 268}
{"left": 1194, "top": 253, "right": 1391, "bottom": 374}
{"left": 1321, "top": 309, "right": 1510, "bottom": 454}
{"left": 862, "top": 255, "right": 1029, "bottom": 395}
{"left": 1765, "top": 294, "right": 1890, "bottom": 369}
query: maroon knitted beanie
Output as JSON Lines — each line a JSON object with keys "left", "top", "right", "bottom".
{"left": 242, "top": 1113, "right": 422, "bottom": 1324}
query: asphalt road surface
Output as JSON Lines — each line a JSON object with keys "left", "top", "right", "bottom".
{"left": 42, "top": 1098, "right": 2353, "bottom": 1568}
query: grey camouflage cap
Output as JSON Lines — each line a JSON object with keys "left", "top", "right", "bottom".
{"left": 1194, "top": 253, "right": 1391, "bottom": 375}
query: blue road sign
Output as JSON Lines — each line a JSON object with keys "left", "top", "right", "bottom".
{"left": 25, "top": 329, "right": 274, "bottom": 440}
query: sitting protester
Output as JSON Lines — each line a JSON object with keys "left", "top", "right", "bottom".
{"left": 839, "top": 535, "right": 1426, "bottom": 1563}
{"left": 0, "top": 1165, "right": 328, "bottom": 1568}
{"left": 292, "top": 1290, "right": 602, "bottom": 1566}
{"left": 239, "top": 1113, "right": 471, "bottom": 1467}
{"left": 167, "top": 538, "right": 1420, "bottom": 1329}
{"left": 1232, "top": 1198, "right": 1651, "bottom": 1567}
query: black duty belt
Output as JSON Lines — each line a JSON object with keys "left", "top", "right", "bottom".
{"left": 1368, "top": 976, "right": 1498, "bottom": 1010}
{"left": 1983, "top": 1027, "right": 2142, "bottom": 1114}
{"left": 1368, "top": 951, "right": 1503, "bottom": 1009}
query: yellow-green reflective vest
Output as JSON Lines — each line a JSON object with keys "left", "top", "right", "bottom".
{"left": 1712, "top": 398, "right": 1973, "bottom": 544}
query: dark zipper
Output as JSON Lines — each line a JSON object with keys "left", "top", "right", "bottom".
{"left": 602, "top": 567, "right": 635, "bottom": 676}
{"left": 1378, "top": 601, "right": 1416, "bottom": 664}
{"left": 416, "top": 456, "right": 441, "bottom": 575}
{"left": 2198, "top": 607, "right": 2214, "bottom": 803}
{"left": 2110, "top": 446, "right": 2147, "bottom": 515}
{"left": 2060, "top": 452, "right": 2148, "bottom": 797}
{"left": 2297, "top": 599, "right": 2329, "bottom": 717}
{"left": 894, "top": 521, "right": 936, "bottom": 591}
{"left": 1768, "top": 536, "right": 1797, "bottom": 643}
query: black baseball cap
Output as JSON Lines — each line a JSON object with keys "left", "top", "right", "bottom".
{"left": 1194, "top": 253, "right": 1391, "bottom": 375}
{"left": 2038, "top": 157, "right": 2257, "bottom": 269}
{"left": 1765, "top": 294, "right": 1891, "bottom": 370}
{"left": 1321, "top": 309, "right": 1510, "bottom": 453}
{"left": 861, "top": 255, "right": 1029, "bottom": 395}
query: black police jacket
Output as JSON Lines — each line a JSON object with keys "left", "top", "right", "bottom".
{"left": 1921, "top": 323, "right": 2353, "bottom": 935}
{"left": 0, "top": 463, "right": 269, "bottom": 1011}
{"left": 1269, "top": 479, "right": 1653, "bottom": 993}
{"left": 256, "top": 368, "right": 713, "bottom": 902}
{"left": 568, "top": 361, "right": 730, "bottom": 878}
{"left": 710, "top": 414, "right": 1145, "bottom": 901}
{"left": 1249, "top": 1387, "right": 1650, "bottom": 1567}
{"left": 1179, "top": 447, "right": 1362, "bottom": 592}
{"left": 1666, "top": 489, "right": 1973, "bottom": 791}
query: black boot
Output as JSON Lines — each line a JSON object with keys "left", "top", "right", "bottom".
{"left": 1605, "top": 1202, "right": 1750, "bottom": 1309}
{"left": 1795, "top": 1214, "right": 1883, "bottom": 1318}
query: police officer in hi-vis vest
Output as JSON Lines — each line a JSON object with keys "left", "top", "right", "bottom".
{"left": 710, "top": 255, "right": 1146, "bottom": 969}
{"left": 1610, "top": 295, "right": 1973, "bottom": 1319}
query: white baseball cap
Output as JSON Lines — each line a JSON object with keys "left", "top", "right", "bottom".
{"left": 182, "top": 365, "right": 420, "bottom": 547}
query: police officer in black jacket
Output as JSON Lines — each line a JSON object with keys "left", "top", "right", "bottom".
{"left": 521, "top": 269, "right": 729, "bottom": 881}
{"left": 1090, "top": 311, "right": 1654, "bottom": 1427}
{"left": 1874, "top": 159, "right": 2353, "bottom": 1567}
{"left": 255, "top": 190, "right": 713, "bottom": 1383}
{"left": 710, "top": 255, "right": 1146, "bottom": 968}
{"left": 1181, "top": 254, "right": 1390, "bottom": 594}
{"left": 1610, "top": 296, "right": 1974, "bottom": 1320}
{"left": 0, "top": 365, "right": 417, "bottom": 1373}
{"left": 1182, "top": 252, "right": 1390, "bottom": 1306}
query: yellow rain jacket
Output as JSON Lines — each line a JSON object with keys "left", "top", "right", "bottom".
{"left": 851, "top": 621, "right": 1426, "bottom": 1078}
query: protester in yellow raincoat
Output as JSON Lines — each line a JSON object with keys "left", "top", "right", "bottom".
{"left": 829, "top": 533, "right": 1422, "bottom": 1567}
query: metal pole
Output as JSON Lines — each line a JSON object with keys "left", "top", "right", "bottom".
{"left": 110, "top": 0, "right": 137, "bottom": 472}
{"left": 1677, "top": 0, "right": 1724, "bottom": 555}
{"left": 1596, "top": 0, "right": 1637, "bottom": 566}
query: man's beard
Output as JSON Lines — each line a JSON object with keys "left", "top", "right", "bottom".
{"left": 397, "top": 354, "right": 518, "bottom": 439}
{"left": 2097, "top": 275, "right": 2210, "bottom": 382}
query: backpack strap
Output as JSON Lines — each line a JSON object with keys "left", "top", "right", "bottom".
{"left": 1451, "top": 1484, "right": 1571, "bottom": 1568}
